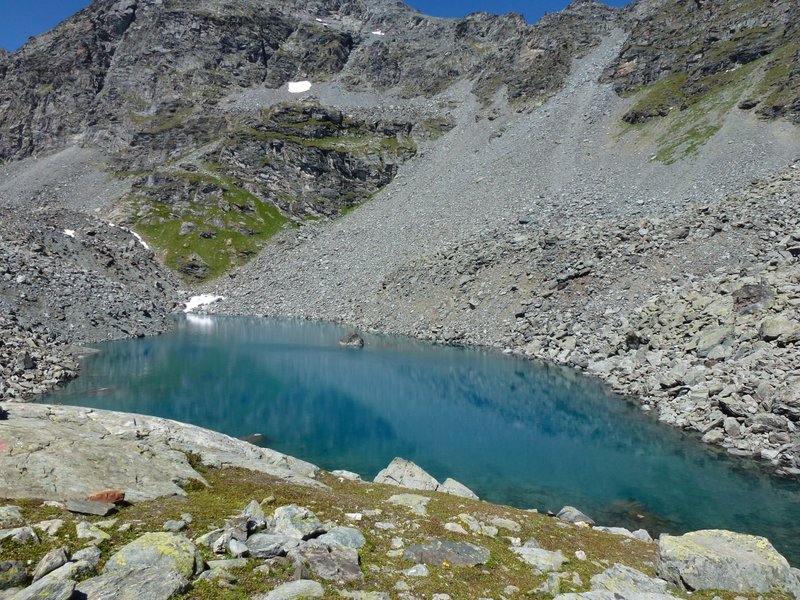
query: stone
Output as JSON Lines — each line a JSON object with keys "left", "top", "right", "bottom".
{"left": 591, "top": 564, "right": 671, "bottom": 595}
{"left": 273, "top": 505, "right": 325, "bottom": 540}
{"left": 331, "top": 470, "right": 362, "bottom": 481}
{"left": 0, "top": 506, "right": 23, "bottom": 527}
{"left": 339, "top": 333, "right": 365, "bottom": 348}
{"left": 228, "top": 538, "right": 249, "bottom": 557}
{"left": 72, "top": 545, "right": 102, "bottom": 570}
{"left": 459, "top": 514, "right": 498, "bottom": 537}
{"left": 403, "top": 564, "right": 430, "bottom": 577}
{"left": 254, "top": 579, "right": 324, "bottom": 599}
{"left": 439, "top": 478, "right": 479, "bottom": 500}
{"left": 759, "top": 317, "right": 798, "bottom": 341}
{"left": 694, "top": 326, "right": 733, "bottom": 358}
{"left": 77, "top": 521, "right": 111, "bottom": 543}
{"left": 444, "top": 522, "right": 468, "bottom": 535}
{"left": 374, "top": 458, "right": 439, "bottom": 491}
{"left": 196, "top": 566, "right": 237, "bottom": 584}
{"left": 490, "top": 517, "right": 521, "bottom": 532}
{"left": 67, "top": 499, "right": 115, "bottom": 516}
{"left": 657, "top": 529, "right": 799, "bottom": 594}
{"left": 31, "top": 547, "right": 70, "bottom": 582}
{"left": 557, "top": 506, "right": 595, "bottom": 525}
{"left": 403, "top": 539, "right": 490, "bottom": 567}
{"left": 511, "top": 547, "right": 566, "bottom": 572}
{"left": 8, "top": 573, "right": 75, "bottom": 600}
{"left": 33, "top": 519, "right": 64, "bottom": 537}
{"left": 317, "top": 526, "right": 366, "bottom": 549}
{"left": 388, "top": 493, "right": 431, "bottom": 516}
{"left": 206, "top": 558, "right": 249, "bottom": 570}
{"left": 104, "top": 533, "right": 201, "bottom": 578}
{"left": 76, "top": 566, "right": 189, "bottom": 600}
{"left": 287, "top": 539, "right": 363, "bottom": 582}
{"left": 241, "top": 499, "right": 267, "bottom": 530}
{"left": 0, "top": 527, "right": 38, "bottom": 544}
{"left": 162, "top": 520, "right": 187, "bottom": 532}
{"left": 87, "top": 489, "right": 125, "bottom": 504}
{"left": 0, "top": 561, "right": 28, "bottom": 590}
{"left": 246, "top": 533, "right": 300, "bottom": 558}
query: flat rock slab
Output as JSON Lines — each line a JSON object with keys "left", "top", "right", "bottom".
{"left": 254, "top": 579, "right": 324, "bottom": 599}
{"left": 287, "top": 539, "right": 363, "bottom": 582}
{"left": 8, "top": 572, "right": 75, "bottom": 600}
{"left": 403, "top": 539, "right": 490, "bottom": 567}
{"left": 511, "top": 547, "right": 566, "bottom": 572}
{"left": 0, "top": 404, "right": 324, "bottom": 503}
{"left": 67, "top": 499, "right": 115, "bottom": 516}
{"left": 657, "top": 529, "right": 800, "bottom": 594}
{"left": 105, "top": 533, "right": 200, "bottom": 578}
{"left": 76, "top": 566, "right": 188, "bottom": 600}
{"left": 388, "top": 493, "right": 431, "bottom": 516}
{"left": 317, "top": 526, "right": 366, "bottom": 549}
{"left": 591, "top": 564, "right": 673, "bottom": 596}
{"left": 0, "top": 560, "right": 28, "bottom": 590}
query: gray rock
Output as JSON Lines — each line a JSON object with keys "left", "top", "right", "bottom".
{"left": 439, "top": 478, "right": 479, "bottom": 500}
{"left": 196, "top": 567, "right": 237, "bottom": 584}
{"left": 273, "top": 505, "right": 325, "bottom": 540}
{"left": 657, "top": 529, "right": 799, "bottom": 594}
{"left": 331, "top": 470, "right": 362, "bottom": 481}
{"left": 76, "top": 521, "right": 111, "bottom": 543}
{"left": 246, "top": 533, "right": 300, "bottom": 558}
{"left": 694, "top": 326, "right": 733, "bottom": 357}
{"left": 206, "top": 558, "right": 249, "bottom": 570}
{"left": 510, "top": 547, "right": 567, "bottom": 572}
{"left": 254, "top": 579, "right": 324, "bottom": 599}
{"left": 0, "top": 527, "right": 38, "bottom": 545}
{"left": 374, "top": 458, "right": 439, "bottom": 491}
{"left": 0, "top": 506, "right": 23, "bottom": 528}
{"left": 403, "top": 539, "right": 490, "bottom": 567}
{"left": 556, "top": 506, "right": 595, "bottom": 525}
{"left": 591, "top": 564, "right": 671, "bottom": 595}
{"left": 72, "top": 546, "right": 102, "bottom": 570}
{"left": 104, "top": 533, "right": 201, "bottom": 578}
{"left": 162, "top": 520, "right": 187, "bottom": 532}
{"left": 76, "top": 566, "right": 189, "bottom": 600}
{"left": 32, "top": 520, "right": 64, "bottom": 537}
{"left": 66, "top": 499, "right": 115, "bottom": 516}
{"left": 287, "top": 539, "right": 363, "bottom": 582}
{"left": 339, "top": 333, "right": 365, "bottom": 348}
{"left": 388, "top": 493, "right": 431, "bottom": 516}
{"left": 228, "top": 538, "right": 249, "bottom": 557}
{"left": 316, "top": 526, "right": 366, "bottom": 549}
{"left": 403, "top": 563, "right": 430, "bottom": 577}
{"left": 759, "top": 317, "right": 798, "bottom": 341}
{"left": 0, "top": 561, "right": 28, "bottom": 590}
{"left": 31, "top": 547, "right": 70, "bottom": 582}
{"left": 8, "top": 572, "right": 75, "bottom": 600}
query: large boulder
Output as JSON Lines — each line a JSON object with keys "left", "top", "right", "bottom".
{"left": 8, "top": 572, "right": 75, "bottom": 600}
{"left": 657, "top": 530, "right": 800, "bottom": 595}
{"left": 374, "top": 458, "right": 439, "bottom": 490}
{"left": 76, "top": 566, "right": 189, "bottom": 600}
{"left": 103, "top": 533, "right": 202, "bottom": 578}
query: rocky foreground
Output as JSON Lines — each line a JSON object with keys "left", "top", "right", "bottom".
{"left": 2, "top": 405, "right": 800, "bottom": 600}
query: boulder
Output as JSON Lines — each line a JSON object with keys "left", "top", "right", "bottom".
{"left": 657, "top": 530, "right": 799, "bottom": 594}
{"left": 76, "top": 566, "right": 189, "bottom": 600}
{"left": 510, "top": 547, "right": 566, "bottom": 572}
{"left": 339, "top": 333, "right": 365, "bottom": 348}
{"left": 693, "top": 326, "right": 733, "bottom": 358}
{"left": 254, "top": 579, "right": 324, "bottom": 599}
{"left": 67, "top": 499, "right": 115, "bottom": 516}
{"left": 31, "top": 547, "right": 70, "bottom": 582}
{"left": 591, "top": 564, "right": 671, "bottom": 595}
{"left": 374, "top": 458, "right": 439, "bottom": 491}
{"left": 246, "top": 533, "right": 300, "bottom": 558}
{"left": 8, "top": 572, "right": 75, "bottom": 600}
{"left": 0, "top": 527, "right": 38, "bottom": 544}
{"left": 439, "top": 478, "right": 479, "bottom": 500}
{"left": 759, "top": 317, "right": 798, "bottom": 342}
{"left": 287, "top": 539, "right": 363, "bottom": 582}
{"left": 87, "top": 489, "right": 125, "bottom": 504}
{"left": 273, "top": 505, "right": 325, "bottom": 540}
{"left": 104, "top": 533, "right": 201, "bottom": 578}
{"left": 403, "top": 539, "right": 490, "bottom": 567}
{"left": 0, "top": 561, "right": 28, "bottom": 590}
{"left": 556, "top": 506, "right": 595, "bottom": 525}
{"left": 316, "top": 527, "right": 366, "bottom": 549}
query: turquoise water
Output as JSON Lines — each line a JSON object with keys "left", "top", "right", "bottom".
{"left": 43, "top": 316, "right": 800, "bottom": 563}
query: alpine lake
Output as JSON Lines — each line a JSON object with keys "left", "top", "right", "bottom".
{"left": 42, "top": 315, "right": 800, "bottom": 563}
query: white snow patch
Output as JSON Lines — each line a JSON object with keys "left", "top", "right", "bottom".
{"left": 130, "top": 230, "right": 151, "bottom": 250}
{"left": 63, "top": 229, "right": 76, "bottom": 238}
{"left": 288, "top": 81, "right": 312, "bottom": 94}
{"left": 372, "top": 30, "right": 386, "bottom": 36}
{"left": 185, "top": 313, "right": 216, "bottom": 328}
{"left": 184, "top": 294, "right": 224, "bottom": 313}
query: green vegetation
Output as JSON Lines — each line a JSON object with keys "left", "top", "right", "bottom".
{"left": 2, "top": 465, "right": 793, "bottom": 600}
{"left": 132, "top": 168, "right": 288, "bottom": 281}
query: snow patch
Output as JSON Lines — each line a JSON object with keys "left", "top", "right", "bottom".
{"left": 288, "top": 81, "right": 312, "bottom": 94}
{"left": 185, "top": 313, "right": 215, "bottom": 327}
{"left": 63, "top": 229, "right": 76, "bottom": 239}
{"left": 184, "top": 294, "right": 224, "bottom": 313}
{"left": 130, "top": 230, "right": 151, "bottom": 250}
{"left": 372, "top": 30, "right": 386, "bottom": 36}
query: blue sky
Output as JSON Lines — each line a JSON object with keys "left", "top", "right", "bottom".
{"left": 0, "top": 0, "right": 631, "bottom": 51}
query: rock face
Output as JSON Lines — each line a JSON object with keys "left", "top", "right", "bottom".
{"left": 0, "top": 403, "right": 324, "bottom": 503}
{"left": 657, "top": 530, "right": 800, "bottom": 594}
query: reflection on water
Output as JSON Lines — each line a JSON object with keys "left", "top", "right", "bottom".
{"left": 43, "top": 316, "right": 800, "bottom": 563}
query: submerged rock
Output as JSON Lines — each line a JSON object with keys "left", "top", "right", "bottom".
{"left": 339, "top": 333, "right": 365, "bottom": 348}
{"left": 657, "top": 529, "right": 800, "bottom": 594}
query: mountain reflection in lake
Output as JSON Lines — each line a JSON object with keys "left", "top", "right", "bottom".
{"left": 43, "top": 316, "right": 800, "bottom": 563}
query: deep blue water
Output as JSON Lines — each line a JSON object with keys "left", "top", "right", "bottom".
{"left": 42, "top": 316, "right": 800, "bottom": 563}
